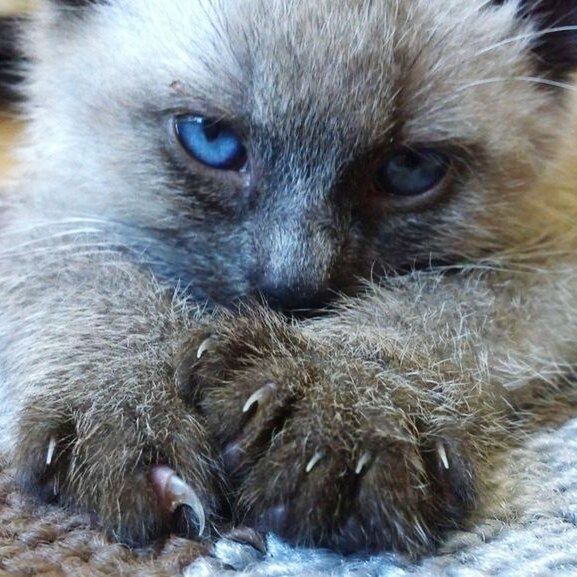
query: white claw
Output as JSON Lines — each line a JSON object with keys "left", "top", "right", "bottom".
{"left": 165, "top": 474, "right": 206, "bottom": 537}
{"left": 437, "top": 442, "right": 450, "bottom": 470}
{"left": 306, "top": 450, "right": 326, "bottom": 474}
{"left": 197, "top": 337, "right": 216, "bottom": 359}
{"left": 243, "top": 382, "right": 276, "bottom": 414}
{"left": 355, "top": 451, "right": 373, "bottom": 475}
{"left": 46, "top": 436, "right": 57, "bottom": 466}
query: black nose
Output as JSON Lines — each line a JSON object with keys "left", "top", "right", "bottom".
{"left": 257, "top": 281, "right": 333, "bottom": 313}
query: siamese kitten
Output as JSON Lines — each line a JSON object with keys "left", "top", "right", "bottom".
{"left": 1, "top": 0, "right": 577, "bottom": 555}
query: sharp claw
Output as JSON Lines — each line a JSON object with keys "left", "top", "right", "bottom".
{"left": 165, "top": 474, "right": 206, "bottom": 537}
{"left": 355, "top": 451, "right": 373, "bottom": 475}
{"left": 437, "top": 442, "right": 450, "bottom": 470}
{"left": 152, "top": 467, "right": 206, "bottom": 538}
{"left": 243, "top": 382, "right": 276, "bottom": 414}
{"left": 305, "top": 450, "right": 326, "bottom": 474}
{"left": 46, "top": 436, "right": 57, "bottom": 466}
{"left": 197, "top": 336, "right": 217, "bottom": 359}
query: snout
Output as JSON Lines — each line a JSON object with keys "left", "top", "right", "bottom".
{"left": 249, "top": 217, "right": 344, "bottom": 313}
{"left": 254, "top": 275, "right": 337, "bottom": 312}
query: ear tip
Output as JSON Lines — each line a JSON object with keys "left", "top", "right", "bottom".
{"left": 516, "top": 0, "right": 577, "bottom": 80}
{"left": 49, "top": 0, "right": 105, "bottom": 7}
{"left": 0, "top": 16, "right": 25, "bottom": 106}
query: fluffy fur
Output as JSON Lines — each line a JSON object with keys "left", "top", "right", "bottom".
{"left": 3, "top": 408, "right": 577, "bottom": 575}
{"left": 1, "top": 0, "right": 577, "bottom": 556}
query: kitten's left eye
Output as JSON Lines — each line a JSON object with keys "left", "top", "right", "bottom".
{"left": 174, "top": 115, "right": 247, "bottom": 171}
{"left": 376, "top": 147, "right": 450, "bottom": 197}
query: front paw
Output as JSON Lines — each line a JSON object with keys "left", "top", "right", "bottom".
{"left": 13, "top": 386, "right": 225, "bottom": 546}
{"left": 180, "top": 315, "right": 501, "bottom": 554}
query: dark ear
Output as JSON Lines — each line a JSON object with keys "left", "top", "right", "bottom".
{"left": 46, "top": 0, "right": 108, "bottom": 23}
{"left": 48, "top": 0, "right": 108, "bottom": 14}
{"left": 0, "top": 17, "right": 24, "bottom": 105}
{"left": 517, "top": 0, "right": 577, "bottom": 80}
{"left": 50, "top": 0, "right": 104, "bottom": 5}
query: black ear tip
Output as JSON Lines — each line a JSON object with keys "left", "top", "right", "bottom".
{"left": 0, "top": 17, "right": 25, "bottom": 106}
{"left": 46, "top": 0, "right": 109, "bottom": 22}
{"left": 517, "top": 0, "right": 577, "bottom": 79}
{"left": 51, "top": 0, "right": 104, "bottom": 5}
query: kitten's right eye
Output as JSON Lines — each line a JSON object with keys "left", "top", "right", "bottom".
{"left": 376, "top": 147, "right": 450, "bottom": 198}
{"left": 174, "top": 115, "right": 247, "bottom": 171}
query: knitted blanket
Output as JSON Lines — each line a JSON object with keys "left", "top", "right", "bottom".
{"left": 3, "top": 405, "right": 577, "bottom": 577}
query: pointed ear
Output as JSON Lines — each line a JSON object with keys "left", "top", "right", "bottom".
{"left": 44, "top": 0, "right": 109, "bottom": 24}
{"left": 517, "top": 0, "right": 577, "bottom": 79}
{"left": 47, "top": 0, "right": 108, "bottom": 14}
{"left": 0, "top": 17, "right": 24, "bottom": 105}
{"left": 50, "top": 0, "right": 105, "bottom": 6}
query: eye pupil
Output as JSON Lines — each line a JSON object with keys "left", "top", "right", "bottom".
{"left": 174, "top": 115, "right": 247, "bottom": 171}
{"left": 377, "top": 148, "right": 449, "bottom": 197}
{"left": 202, "top": 121, "right": 221, "bottom": 142}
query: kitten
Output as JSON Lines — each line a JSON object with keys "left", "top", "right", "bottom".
{"left": 1, "top": 0, "right": 577, "bottom": 554}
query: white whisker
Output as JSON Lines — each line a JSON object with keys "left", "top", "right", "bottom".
{"left": 476, "top": 26, "right": 577, "bottom": 57}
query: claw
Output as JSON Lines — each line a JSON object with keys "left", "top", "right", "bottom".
{"left": 243, "top": 382, "right": 277, "bottom": 414}
{"left": 166, "top": 475, "right": 206, "bottom": 537}
{"left": 151, "top": 466, "right": 206, "bottom": 537}
{"left": 355, "top": 451, "right": 373, "bottom": 475}
{"left": 46, "top": 436, "right": 57, "bottom": 466}
{"left": 305, "top": 450, "right": 326, "bottom": 474}
{"left": 197, "top": 336, "right": 217, "bottom": 359}
{"left": 437, "top": 442, "right": 450, "bottom": 470}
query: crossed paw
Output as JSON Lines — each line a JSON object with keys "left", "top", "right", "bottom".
{"left": 14, "top": 313, "right": 488, "bottom": 553}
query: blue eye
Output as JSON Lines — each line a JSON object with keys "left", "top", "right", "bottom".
{"left": 377, "top": 148, "right": 450, "bottom": 197}
{"left": 174, "top": 115, "right": 247, "bottom": 171}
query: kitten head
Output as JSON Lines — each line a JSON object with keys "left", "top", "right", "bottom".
{"left": 21, "top": 0, "right": 577, "bottom": 310}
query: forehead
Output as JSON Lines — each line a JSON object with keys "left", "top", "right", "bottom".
{"left": 89, "top": 0, "right": 527, "bottom": 141}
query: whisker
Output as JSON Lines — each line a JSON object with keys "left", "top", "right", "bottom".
{"left": 455, "top": 75, "right": 577, "bottom": 94}
{"left": 402, "top": 0, "right": 499, "bottom": 86}
{"left": 512, "top": 75, "right": 577, "bottom": 92}
{"left": 406, "top": 18, "right": 577, "bottom": 113}
{"left": 475, "top": 25, "right": 577, "bottom": 57}
{"left": 0, "top": 228, "right": 107, "bottom": 246}
{"left": 0, "top": 243, "right": 125, "bottom": 258}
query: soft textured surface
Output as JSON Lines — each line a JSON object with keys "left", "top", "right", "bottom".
{"left": 3, "top": 407, "right": 577, "bottom": 577}
{"left": 0, "top": 462, "right": 210, "bottom": 576}
{"left": 191, "top": 415, "right": 577, "bottom": 577}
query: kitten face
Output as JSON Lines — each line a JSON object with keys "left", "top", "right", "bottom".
{"left": 23, "top": 0, "right": 577, "bottom": 309}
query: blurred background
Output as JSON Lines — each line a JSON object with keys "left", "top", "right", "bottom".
{"left": 0, "top": 0, "right": 31, "bottom": 15}
{"left": 0, "top": 0, "right": 32, "bottom": 178}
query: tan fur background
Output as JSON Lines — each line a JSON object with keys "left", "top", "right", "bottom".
{"left": 0, "top": 118, "right": 21, "bottom": 176}
{"left": 0, "top": 0, "right": 33, "bottom": 16}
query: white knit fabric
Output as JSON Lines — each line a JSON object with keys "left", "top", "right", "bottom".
{"left": 186, "top": 418, "right": 577, "bottom": 577}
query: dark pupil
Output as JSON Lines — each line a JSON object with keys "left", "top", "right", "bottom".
{"left": 381, "top": 149, "right": 448, "bottom": 196}
{"left": 202, "top": 122, "right": 221, "bottom": 141}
